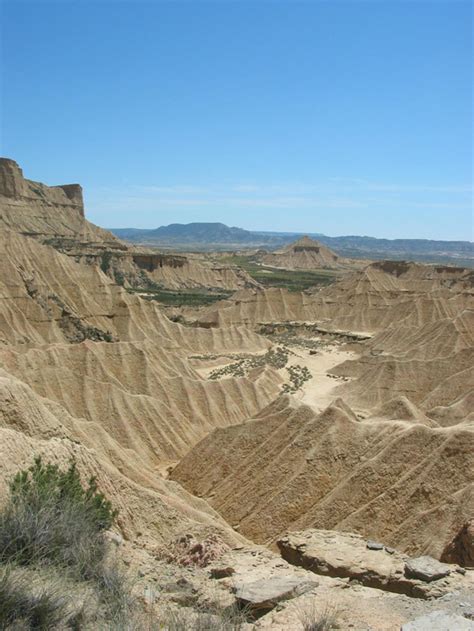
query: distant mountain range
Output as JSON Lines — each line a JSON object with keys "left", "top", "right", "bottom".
{"left": 112, "top": 222, "right": 270, "bottom": 245}
{"left": 110, "top": 222, "right": 474, "bottom": 266}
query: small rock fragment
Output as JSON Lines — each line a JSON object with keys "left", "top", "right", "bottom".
{"left": 366, "top": 541, "right": 384, "bottom": 550}
{"left": 234, "top": 575, "right": 317, "bottom": 614}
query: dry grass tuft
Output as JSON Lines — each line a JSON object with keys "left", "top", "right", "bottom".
{"left": 299, "top": 601, "right": 340, "bottom": 631}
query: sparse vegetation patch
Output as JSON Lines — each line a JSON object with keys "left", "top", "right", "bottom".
{"left": 298, "top": 601, "right": 340, "bottom": 631}
{"left": 0, "top": 458, "right": 136, "bottom": 629}
{"left": 282, "top": 364, "right": 312, "bottom": 393}
{"left": 209, "top": 347, "right": 290, "bottom": 380}
{"left": 221, "top": 255, "right": 339, "bottom": 291}
{"left": 128, "top": 287, "right": 233, "bottom": 307}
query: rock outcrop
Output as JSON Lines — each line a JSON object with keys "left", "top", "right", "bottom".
{"left": 277, "top": 530, "right": 467, "bottom": 599}
{"left": 0, "top": 158, "right": 114, "bottom": 246}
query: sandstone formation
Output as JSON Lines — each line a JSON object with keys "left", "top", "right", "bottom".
{"left": 186, "top": 261, "right": 473, "bottom": 420}
{"left": 0, "top": 157, "right": 118, "bottom": 249}
{"left": 0, "top": 158, "right": 256, "bottom": 292}
{"left": 0, "top": 160, "right": 278, "bottom": 549}
{"left": 259, "top": 235, "right": 348, "bottom": 269}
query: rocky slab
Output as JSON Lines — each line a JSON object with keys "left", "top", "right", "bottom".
{"left": 277, "top": 530, "right": 466, "bottom": 599}
{"left": 405, "top": 556, "right": 451, "bottom": 582}
{"left": 234, "top": 575, "right": 317, "bottom": 613}
{"left": 401, "top": 610, "right": 474, "bottom": 630}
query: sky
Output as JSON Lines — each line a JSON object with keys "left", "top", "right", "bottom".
{"left": 1, "top": 0, "right": 472, "bottom": 240}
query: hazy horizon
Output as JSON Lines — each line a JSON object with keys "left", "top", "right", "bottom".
{"left": 109, "top": 220, "right": 473, "bottom": 243}
{"left": 2, "top": 1, "right": 472, "bottom": 241}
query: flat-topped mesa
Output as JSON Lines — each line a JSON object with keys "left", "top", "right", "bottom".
{"left": 289, "top": 235, "right": 334, "bottom": 255}
{"left": 0, "top": 157, "right": 84, "bottom": 216}
{"left": 260, "top": 234, "right": 346, "bottom": 270}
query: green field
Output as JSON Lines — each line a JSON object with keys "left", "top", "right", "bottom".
{"left": 221, "top": 255, "right": 339, "bottom": 291}
{"left": 128, "top": 287, "right": 233, "bottom": 307}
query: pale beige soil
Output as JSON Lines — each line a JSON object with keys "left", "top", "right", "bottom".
{"left": 285, "top": 343, "right": 358, "bottom": 411}
{"left": 191, "top": 338, "right": 358, "bottom": 414}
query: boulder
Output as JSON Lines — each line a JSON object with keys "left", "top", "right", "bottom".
{"left": 401, "top": 610, "right": 474, "bottom": 630}
{"left": 233, "top": 575, "right": 317, "bottom": 614}
{"left": 367, "top": 541, "right": 384, "bottom": 550}
{"left": 404, "top": 556, "right": 451, "bottom": 582}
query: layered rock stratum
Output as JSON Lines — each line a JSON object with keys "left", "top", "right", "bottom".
{"left": 0, "top": 158, "right": 256, "bottom": 291}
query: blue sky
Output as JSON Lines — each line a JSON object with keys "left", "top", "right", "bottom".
{"left": 1, "top": 0, "right": 472, "bottom": 240}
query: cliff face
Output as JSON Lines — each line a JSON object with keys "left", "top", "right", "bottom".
{"left": 0, "top": 158, "right": 258, "bottom": 291}
{"left": 0, "top": 158, "right": 121, "bottom": 250}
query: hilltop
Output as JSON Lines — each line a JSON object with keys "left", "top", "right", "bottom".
{"left": 259, "top": 235, "right": 354, "bottom": 270}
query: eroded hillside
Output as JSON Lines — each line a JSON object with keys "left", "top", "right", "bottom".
{"left": 1, "top": 159, "right": 473, "bottom": 629}
{"left": 171, "top": 258, "right": 474, "bottom": 559}
{"left": 0, "top": 161, "right": 280, "bottom": 551}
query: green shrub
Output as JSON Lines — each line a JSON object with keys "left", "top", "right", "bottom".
{"left": 10, "top": 457, "right": 117, "bottom": 532}
{"left": 100, "top": 251, "right": 112, "bottom": 274}
{"left": 0, "top": 457, "right": 117, "bottom": 578}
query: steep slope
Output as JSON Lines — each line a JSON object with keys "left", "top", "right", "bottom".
{"left": 171, "top": 396, "right": 474, "bottom": 560}
{"left": 0, "top": 163, "right": 281, "bottom": 549}
{"left": 129, "top": 249, "right": 259, "bottom": 290}
{"left": 0, "top": 230, "right": 278, "bottom": 460}
{"left": 0, "top": 369, "right": 245, "bottom": 548}
{"left": 171, "top": 258, "right": 474, "bottom": 556}
{"left": 2, "top": 158, "right": 472, "bottom": 578}
{"left": 0, "top": 158, "right": 122, "bottom": 251}
{"left": 192, "top": 261, "right": 473, "bottom": 332}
